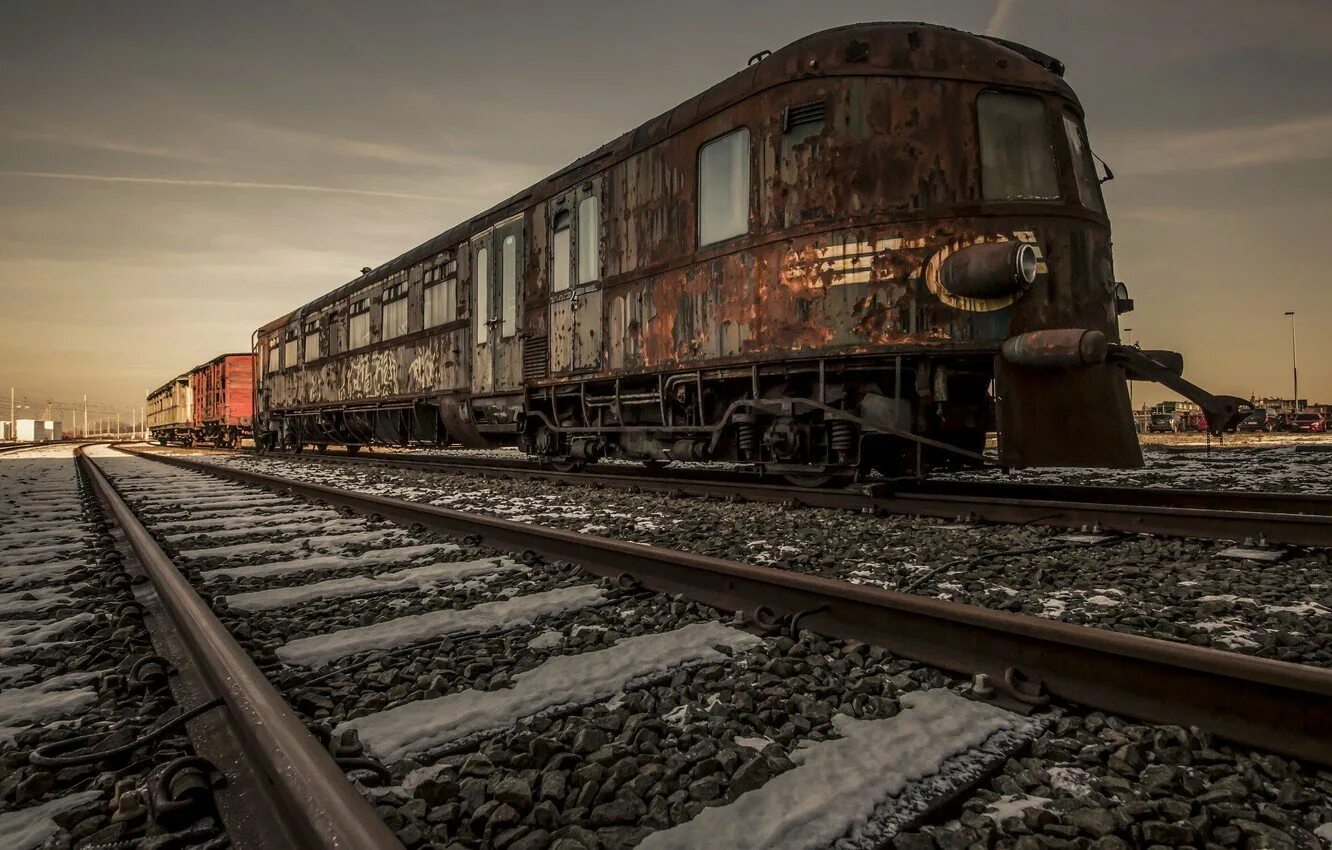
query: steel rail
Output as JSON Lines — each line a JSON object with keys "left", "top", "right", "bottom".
{"left": 78, "top": 447, "right": 404, "bottom": 850}
{"left": 211, "top": 447, "right": 1332, "bottom": 547}
{"left": 126, "top": 446, "right": 1332, "bottom": 766}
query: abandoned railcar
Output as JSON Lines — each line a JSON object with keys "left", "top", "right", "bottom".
{"left": 253, "top": 22, "right": 1246, "bottom": 479}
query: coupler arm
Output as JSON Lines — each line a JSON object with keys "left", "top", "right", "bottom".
{"left": 1106, "top": 344, "right": 1251, "bottom": 435}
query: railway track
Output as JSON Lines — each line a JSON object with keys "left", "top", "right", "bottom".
{"left": 174, "top": 444, "right": 1332, "bottom": 547}
{"left": 44, "top": 442, "right": 1329, "bottom": 848}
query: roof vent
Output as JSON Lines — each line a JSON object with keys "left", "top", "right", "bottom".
{"left": 360, "top": 266, "right": 372, "bottom": 275}
{"left": 782, "top": 101, "right": 826, "bottom": 133}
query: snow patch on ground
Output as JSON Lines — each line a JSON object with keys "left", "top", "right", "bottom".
{"left": 637, "top": 689, "right": 1021, "bottom": 850}
{"left": 339, "top": 621, "right": 761, "bottom": 763}
{"left": 277, "top": 584, "right": 607, "bottom": 667}
{"left": 223, "top": 557, "right": 524, "bottom": 611}
{"left": 0, "top": 789, "right": 102, "bottom": 850}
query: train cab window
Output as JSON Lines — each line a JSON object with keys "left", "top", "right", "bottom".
{"left": 576, "top": 196, "right": 599, "bottom": 284}
{"left": 476, "top": 246, "right": 490, "bottom": 344}
{"left": 303, "top": 321, "right": 320, "bottom": 363}
{"left": 424, "top": 258, "right": 458, "bottom": 328}
{"left": 349, "top": 297, "right": 371, "bottom": 349}
{"left": 698, "top": 128, "right": 750, "bottom": 246}
{"left": 552, "top": 211, "right": 571, "bottom": 293}
{"left": 382, "top": 279, "right": 409, "bottom": 340}
{"left": 978, "top": 92, "right": 1059, "bottom": 201}
{"left": 501, "top": 235, "right": 517, "bottom": 337}
{"left": 1062, "top": 111, "right": 1105, "bottom": 215}
{"left": 283, "top": 330, "right": 298, "bottom": 370}
{"left": 266, "top": 339, "right": 279, "bottom": 374}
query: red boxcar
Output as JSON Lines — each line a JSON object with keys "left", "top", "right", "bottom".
{"left": 191, "top": 353, "right": 254, "bottom": 447}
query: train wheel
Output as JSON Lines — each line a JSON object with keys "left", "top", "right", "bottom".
{"left": 345, "top": 444, "right": 362, "bottom": 455}
{"left": 642, "top": 459, "right": 670, "bottom": 474}
{"left": 548, "top": 458, "right": 585, "bottom": 473}
{"left": 315, "top": 443, "right": 329, "bottom": 453}
{"left": 782, "top": 471, "right": 853, "bottom": 489}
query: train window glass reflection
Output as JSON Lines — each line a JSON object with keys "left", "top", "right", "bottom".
{"left": 303, "top": 321, "right": 319, "bottom": 363}
{"left": 349, "top": 297, "right": 371, "bottom": 349}
{"left": 552, "top": 211, "right": 571, "bottom": 293}
{"left": 501, "top": 234, "right": 517, "bottom": 337}
{"left": 424, "top": 259, "right": 458, "bottom": 328}
{"left": 978, "top": 92, "right": 1059, "bottom": 201}
{"left": 476, "top": 246, "right": 490, "bottom": 344}
{"left": 698, "top": 127, "right": 750, "bottom": 246}
{"left": 283, "top": 330, "right": 298, "bottom": 369}
{"left": 382, "top": 281, "right": 408, "bottom": 340}
{"left": 577, "top": 196, "right": 598, "bottom": 284}
{"left": 1062, "top": 111, "right": 1105, "bottom": 214}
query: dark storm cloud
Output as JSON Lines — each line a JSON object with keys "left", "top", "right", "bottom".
{"left": 1, "top": 0, "right": 1329, "bottom": 414}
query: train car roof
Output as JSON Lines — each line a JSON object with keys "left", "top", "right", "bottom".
{"left": 255, "top": 21, "right": 1075, "bottom": 337}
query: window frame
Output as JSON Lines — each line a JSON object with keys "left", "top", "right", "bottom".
{"left": 1061, "top": 109, "right": 1105, "bottom": 215}
{"left": 500, "top": 234, "right": 517, "bottom": 338}
{"left": 576, "top": 195, "right": 599, "bottom": 285}
{"left": 696, "top": 126, "right": 752, "bottom": 248}
{"left": 551, "top": 210, "right": 572, "bottom": 294}
{"left": 266, "top": 338, "right": 280, "bottom": 374}
{"left": 381, "top": 278, "right": 409, "bottom": 341}
{"left": 476, "top": 244, "right": 491, "bottom": 345}
{"left": 302, "top": 320, "right": 320, "bottom": 364}
{"left": 975, "top": 89, "right": 1061, "bottom": 203}
{"left": 423, "top": 256, "right": 459, "bottom": 329}
{"left": 348, "top": 296, "right": 372, "bottom": 350}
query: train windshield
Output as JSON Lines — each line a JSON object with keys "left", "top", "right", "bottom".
{"left": 1062, "top": 111, "right": 1105, "bottom": 214}
{"left": 977, "top": 91, "right": 1060, "bottom": 201}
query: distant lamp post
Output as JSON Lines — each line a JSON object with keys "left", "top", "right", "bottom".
{"left": 1123, "top": 328, "right": 1134, "bottom": 409}
{"left": 1284, "top": 311, "right": 1298, "bottom": 412}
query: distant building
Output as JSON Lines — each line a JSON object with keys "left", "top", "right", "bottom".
{"left": 0, "top": 421, "right": 11, "bottom": 441}
{"left": 16, "top": 419, "right": 62, "bottom": 443}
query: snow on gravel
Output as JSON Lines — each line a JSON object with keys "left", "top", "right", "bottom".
{"left": 338, "top": 621, "right": 761, "bottom": 763}
{"left": 638, "top": 689, "right": 1029, "bottom": 850}
{"left": 276, "top": 584, "right": 608, "bottom": 667}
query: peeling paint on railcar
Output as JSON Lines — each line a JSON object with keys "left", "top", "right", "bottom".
{"left": 264, "top": 331, "right": 466, "bottom": 409}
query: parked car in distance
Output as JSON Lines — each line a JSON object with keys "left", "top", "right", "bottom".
{"left": 1237, "top": 409, "right": 1276, "bottom": 432}
{"left": 1289, "top": 412, "right": 1327, "bottom": 432}
{"left": 1147, "top": 413, "right": 1177, "bottom": 433}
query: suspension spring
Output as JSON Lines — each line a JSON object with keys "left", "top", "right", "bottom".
{"left": 829, "top": 419, "right": 855, "bottom": 454}
{"left": 734, "top": 414, "right": 758, "bottom": 458}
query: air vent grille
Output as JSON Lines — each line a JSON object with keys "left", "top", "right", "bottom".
{"left": 782, "top": 101, "right": 826, "bottom": 133}
{"left": 523, "top": 334, "right": 549, "bottom": 381}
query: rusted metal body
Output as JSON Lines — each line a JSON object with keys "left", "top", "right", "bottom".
{"left": 126, "top": 447, "right": 1332, "bottom": 767}
{"left": 252, "top": 22, "right": 1243, "bottom": 476}
{"left": 190, "top": 353, "right": 254, "bottom": 448}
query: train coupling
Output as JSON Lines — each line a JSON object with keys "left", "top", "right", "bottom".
{"left": 1000, "top": 329, "right": 1251, "bottom": 436}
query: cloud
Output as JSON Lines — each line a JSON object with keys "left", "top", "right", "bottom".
{"left": 0, "top": 170, "right": 454, "bottom": 200}
{"left": 986, "top": 0, "right": 1018, "bottom": 36}
{"left": 1116, "top": 113, "right": 1332, "bottom": 175}
{"left": 6, "top": 130, "right": 218, "bottom": 165}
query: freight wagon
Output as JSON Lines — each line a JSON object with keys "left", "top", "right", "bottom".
{"left": 146, "top": 374, "right": 194, "bottom": 446}
{"left": 191, "top": 353, "right": 255, "bottom": 448}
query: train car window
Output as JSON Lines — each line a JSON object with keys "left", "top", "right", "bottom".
{"left": 424, "top": 259, "right": 458, "bottom": 328}
{"left": 283, "top": 329, "right": 298, "bottom": 370}
{"left": 476, "top": 246, "right": 490, "bottom": 344}
{"left": 978, "top": 92, "right": 1059, "bottom": 201}
{"left": 349, "top": 297, "right": 371, "bottom": 349}
{"left": 698, "top": 128, "right": 750, "bottom": 246}
{"left": 382, "top": 281, "right": 408, "bottom": 340}
{"left": 552, "top": 211, "right": 571, "bottom": 293}
{"left": 501, "top": 235, "right": 517, "bottom": 337}
{"left": 1062, "top": 111, "right": 1105, "bottom": 214}
{"left": 266, "top": 338, "right": 279, "bottom": 374}
{"left": 303, "top": 321, "right": 319, "bottom": 363}
{"left": 577, "top": 196, "right": 599, "bottom": 284}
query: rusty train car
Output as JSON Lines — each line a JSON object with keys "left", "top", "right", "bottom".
{"left": 147, "top": 353, "right": 254, "bottom": 447}
{"left": 253, "top": 22, "right": 1245, "bottom": 481}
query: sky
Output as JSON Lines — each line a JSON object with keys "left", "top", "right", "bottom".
{"left": 2, "top": 0, "right": 1330, "bottom": 423}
